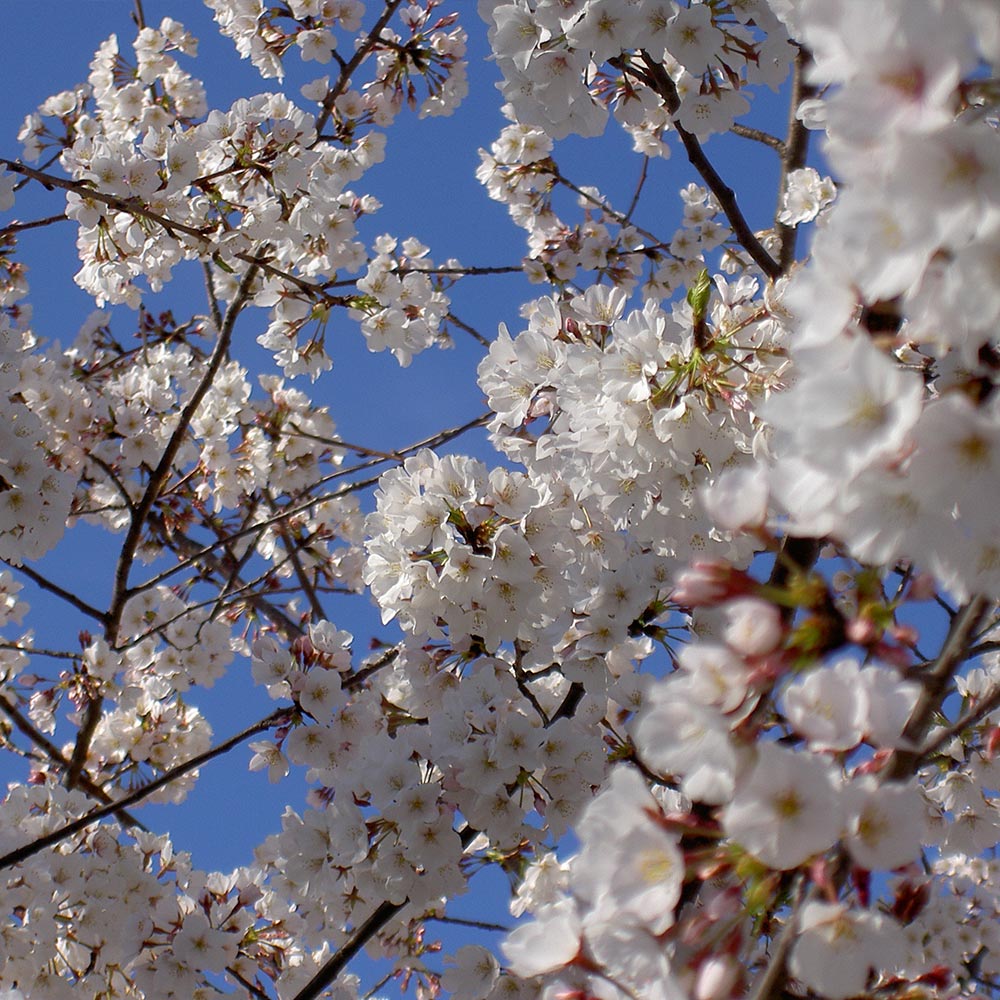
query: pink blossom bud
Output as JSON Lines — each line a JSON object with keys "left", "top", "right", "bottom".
{"left": 671, "top": 561, "right": 752, "bottom": 608}
{"left": 845, "top": 617, "right": 879, "bottom": 645}
{"left": 872, "top": 641, "right": 911, "bottom": 669}
{"left": 889, "top": 623, "right": 918, "bottom": 646}
{"left": 986, "top": 726, "right": 1000, "bottom": 760}
{"left": 696, "top": 957, "right": 739, "bottom": 1000}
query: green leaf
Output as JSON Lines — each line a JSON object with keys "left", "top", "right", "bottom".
{"left": 686, "top": 267, "right": 712, "bottom": 322}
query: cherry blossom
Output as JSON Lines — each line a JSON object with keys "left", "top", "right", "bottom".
{"left": 0, "top": 0, "right": 998, "bottom": 997}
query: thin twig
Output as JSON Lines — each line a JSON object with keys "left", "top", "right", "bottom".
{"left": 731, "top": 123, "right": 785, "bottom": 153}
{"left": 227, "top": 964, "right": 273, "bottom": 1000}
{"left": 395, "top": 264, "right": 525, "bottom": 279}
{"left": 62, "top": 261, "right": 264, "bottom": 793}
{"left": 747, "top": 874, "right": 808, "bottom": 1000}
{"left": 624, "top": 156, "right": 649, "bottom": 224}
{"left": 551, "top": 168, "right": 663, "bottom": 247}
{"left": 123, "top": 412, "right": 491, "bottom": 595}
{"left": 0, "top": 160, "right": 353, "bottom": 304}
{"left": 446, "top": 311, "right": 490, "bottom": 347}
{"left": 107, "top": 258, "right": 263, "bottom": 637}
{"left": 0, "top": 643, "right": 77, "bottom": 661}
{"left": 0, "top": 706, "right": 291, "bottom": 871}
{"left": 0, "top": 213, "right": 68, "bottom": 236}
{"left": 920, "top": 681, "right": 1000, "bottom": 760}
{"left": 887, "top": 596, "right": 990, "bottom": 781}
{"left": 0, "top": 560, "right": 107, "bottom": 625}
{"left": 265, "top": 489, "right": 326, "bottom": 622}
{"left": 425, "top": 913, "right": 509, "bottom": 933}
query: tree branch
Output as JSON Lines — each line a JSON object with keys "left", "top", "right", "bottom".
{"left": 633, "top": 53, "right": 781, "bottom": 281}
{"left": 315, "top": 0, "right": 406, "bottom": 136}
{"left": 773, "top": 47, "right": 818, "bottom": 274}
{"left": 122, "top": 413, "right": 492, "bottom": 595}
{"left": 0, "top": 706, "right": 291, "bottom": 871}
{"left": 0, "top": 213, "right": 68, "bottom": 236}
{"left": 107, "top": 258, "right": 263, "bottom": 638}
{"left": 887, "top": 596, "right": 991, "bottom": 780}
{"left": 0, "top": 560, "right": 107, "bottom": 626}
{"left": 61, "top": 261, "right": 264, "bottom": 793}
{"left": 0, "top": 693, "right": 146, "bottom": 830}
{"left": 292, "top": 900, "right": 404, "bottom": 1000}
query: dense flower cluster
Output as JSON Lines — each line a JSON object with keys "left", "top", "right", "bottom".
{"left": 0, "top": 0, "right": 998, "bottom": 999}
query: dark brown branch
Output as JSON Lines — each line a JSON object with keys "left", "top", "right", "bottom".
{"left": 345, "top": 646, "right": 399, "bottom": 690}
{"left": 0, "top": 706, "right": 290, "bottom": 871}
{"left": 887, "top": 596, "right": 991, "bottom": 781}
{"left": 0, "top": 213, "right": 68, "bottom": 236}
{"left": 0, "top": 160, "right": 352, "bottom": 303}
{"left": 62, "top": 261, "right": 263, "bottom": 793}
{"left": 446, "top": 311, "right": 490, "bottom": 347}
{"left": 551, "top": 168, "right": 664, "bottom": 247}
{"left": 203, "top": 260, "right": 224, "bottom": 333}
{"left": 0, "top": 158, "right": 211, "bottom": 242}
{"left": 634, "top": 52, "right": 781, "bottom": 281}
{"left": 315, "top": 0, "right": 406, "bottom": 135}
{"left": 227, "top": 964, "right": 273, "bottom": 1000}
{"left": 285, "top": 424, "right": 398, "bottom": 460}
{"left": 0, "top": 560, "right": 107, "bottom": 625}
{"left": 0, "top": 694, "right": 146, "bottom": 830}
{"left": 920, "top": 679, "right": 1000, "bottom": 759}
{"left": 86, "top": 454, "right": 137, "bottom": 516}
{"left": 625, "top": 156, "right": 649, "bottom": 224}
{"left": 748, "top": 874, "right": 808, "bottom": 1000}
{"left": 265, "top": 489, "right": 326, "bottom": 622}
{"left": 774, "top": 47, "right": 817, "bottom": 274}
{"left": 107, "top": 258, "right": 263, "bottom": 638}
{"left": 124, "top": 412, "right": 491, "bottom": 595}
{"left": 395, "top": 264, "right": 525, "bottom": 278}
{"left": 425, "top": 913, "right": 509, "bottom": 933}
{"left": 0, "top": 643, "right": 77, "bottom": 660}
{"left": 291, "top": 900, "right": 404, "bottom": 1000}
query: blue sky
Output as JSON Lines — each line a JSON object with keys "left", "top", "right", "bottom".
{"left": 0, "top": 1, "right": 805, "bottom": 991}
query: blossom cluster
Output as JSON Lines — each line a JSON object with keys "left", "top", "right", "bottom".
{"left": 0, "top": 0, "right": 998, "bottom": 999}
{"left": 765, "top": 0, "right": 1000, "bottom": 600}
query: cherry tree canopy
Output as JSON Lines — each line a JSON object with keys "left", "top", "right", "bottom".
{"left": 1, "top": 1, "right": 999, "bottom": 1000}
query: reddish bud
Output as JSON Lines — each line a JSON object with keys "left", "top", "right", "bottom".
{"left": 851, "top": 866, "right": 871, "bottom": 908}
{"left": 915, "top": 966, "right": 951, "bottom": 988}
{"left": 845, "top": 617, "right": 879, "bottom": 645}
{"left": 671, "top": 561, "right": 753, "bottom": 608}
{"left": 892, "top": 879, "right": 930, "bottom": 924}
